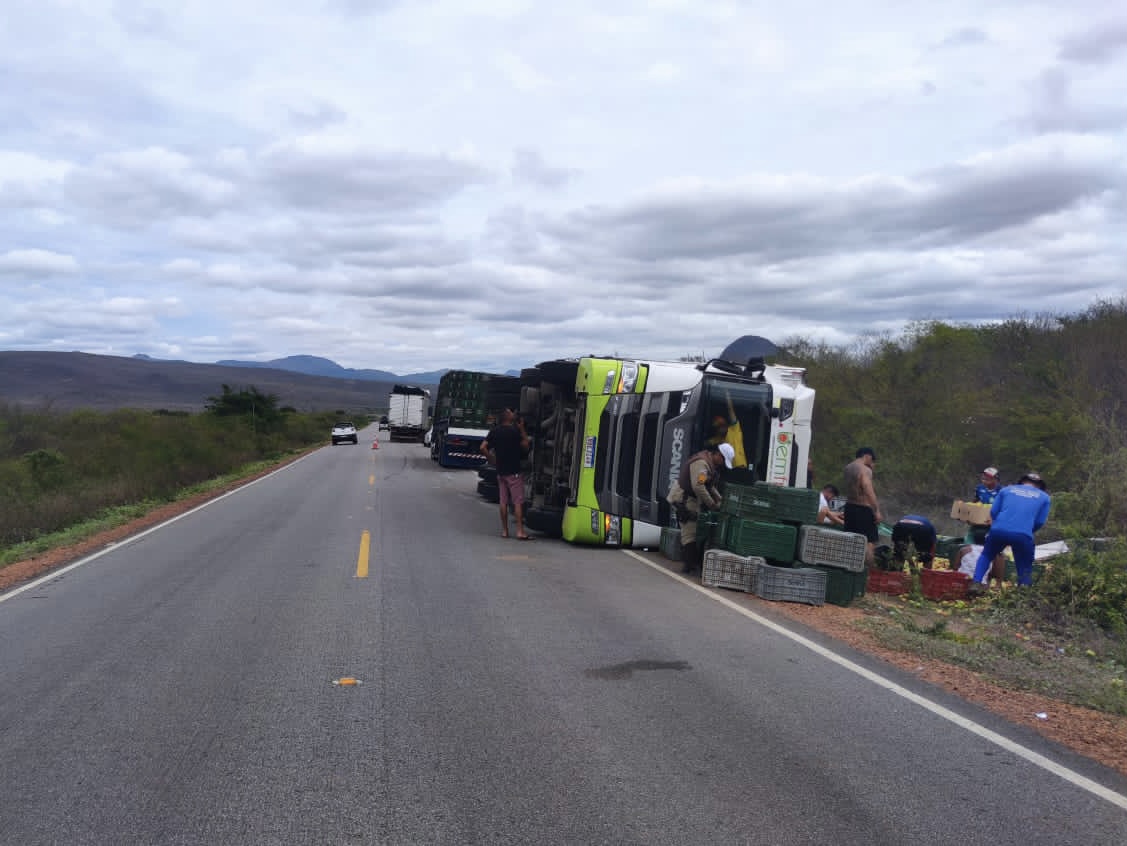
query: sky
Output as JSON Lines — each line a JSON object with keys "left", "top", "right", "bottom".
{"left": 1, "top": 0, "right": 1124, "bottom": 376}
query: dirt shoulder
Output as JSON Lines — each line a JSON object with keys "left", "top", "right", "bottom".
{"left": 3, "top": 463, "right": 1126, "bottom": 781}
{"left": 764, "top": 599, "right": 1127, "bottom": 779}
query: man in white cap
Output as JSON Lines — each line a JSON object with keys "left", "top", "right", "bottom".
{"left": 970, "top": 466, "right": 1002, "bottom": 545}
{"left": 666, "top": 442, "right": 733, "bottom": 576}
{"left": 975, "top": 467, "right": 1001, "bottom": 506}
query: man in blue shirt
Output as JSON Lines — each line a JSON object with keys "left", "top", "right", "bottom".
{"left": 972, "top": 472, "right": 1051, "bottom": 590}
{"left": 970, "top": 466, "right": 1001, "bottom": 545}
{"left": 974, "top": 467, "right": 1001, "bottom": 506}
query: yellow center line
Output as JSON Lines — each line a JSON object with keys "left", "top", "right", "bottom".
{"left": 356, "top": 530, "right": 371, "bottom": 578}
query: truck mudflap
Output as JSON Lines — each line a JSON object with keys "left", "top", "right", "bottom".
{"left": 441, "top": 452, "right": 489, "bottom": 469}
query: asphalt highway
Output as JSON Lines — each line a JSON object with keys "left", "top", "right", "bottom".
{"left": 2, "top": 428, "right": 1126, "bottom": 844}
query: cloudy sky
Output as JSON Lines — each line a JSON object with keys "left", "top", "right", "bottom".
{"left": 2, "top": 1, "right": 1124, "bottom": 375}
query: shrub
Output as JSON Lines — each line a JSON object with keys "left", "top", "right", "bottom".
{"left": 1023, "top": 542, "right": 1127, "bottom": 636}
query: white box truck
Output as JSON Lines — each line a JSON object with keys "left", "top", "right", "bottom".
{"left": 387, "top": 384, "right": 430, "bottom": 442}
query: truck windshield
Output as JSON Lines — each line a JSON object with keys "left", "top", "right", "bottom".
{"left": 700, "top": 377, "right": 772, "bottom": 476}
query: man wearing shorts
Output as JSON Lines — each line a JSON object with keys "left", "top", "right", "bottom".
{"left": 843, "top": 447, "right": 882, "bottom": 566}
{"left": 481, "top": 409, "right": 531, "bottom": 539}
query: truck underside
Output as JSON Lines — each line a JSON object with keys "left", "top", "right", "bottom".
{"left": 521, "top": 361, "right": 580, "bottom": 538}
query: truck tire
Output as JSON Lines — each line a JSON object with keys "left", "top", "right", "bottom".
{"left": 524, "top": 507, "right": 563, "bottom": 538}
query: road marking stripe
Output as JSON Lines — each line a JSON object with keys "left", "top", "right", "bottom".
{"left": 356, "top": 531, "right": 370, "bottom": 579}
{"left": 1, "top": 453, "right": 316, "bottom": 605}
{"left": 369, "top": 474, "right": 375, "bottom": 486}
{"left": 622, "top": 548, "right": 1127, "bottom": 812}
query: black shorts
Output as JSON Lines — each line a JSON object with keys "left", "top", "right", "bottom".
{"left": 843, "top": 503, "right": 879, "bottom": 543}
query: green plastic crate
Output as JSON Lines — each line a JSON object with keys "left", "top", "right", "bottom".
{"left": 704, "top": 512, "right": 733, "bottom": 548}
{"left": 725, "top": 518, "right": 797, "bottom": 564}
{"left": 721, "top": 483, "right": 818, "bottom": 525}
{"left": 811, "top": 565, "right": 868, "bottom": 606}
{"left": 936, "top": 536, "right": 966, "bottom": 562}
{"left": 660, "top": 527, "right": 682, "bottom": 561}
{"left": 755, "top": 482, "right": 820, "bottom": 525}
{"left": 719, "top": 484, "right": 773, "bottom": 520}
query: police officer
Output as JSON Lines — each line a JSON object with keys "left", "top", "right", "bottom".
{"left": 666, "top": 442, "right": 734, "bottom": 576}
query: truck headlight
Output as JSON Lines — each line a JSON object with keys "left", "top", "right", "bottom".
{"left": 618, "top": 363, "right": 638, "bottom": 393}
{"left": 604, "top": 514, "right": 622, "bottom": 545}
{"left": 602, "top": 370, "right": 617, "bottom": 394}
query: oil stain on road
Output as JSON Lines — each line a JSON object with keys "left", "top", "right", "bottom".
{"left": 584, "top": 659, "right": 691, "bottom": 680}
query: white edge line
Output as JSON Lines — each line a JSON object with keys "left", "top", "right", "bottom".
{"left": 1, "top": 453, "right": 315, "bottom": 605}
{"left": 623, "top": 548, "right": 1127, "bottom": 812}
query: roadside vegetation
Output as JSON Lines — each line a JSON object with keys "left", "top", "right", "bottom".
{"left": 0, "top": 385, "right": 349, "bottom": 564}
{"left": 2, "top": 300, "right": 1125, "bottom": 715}
{"left": 855, "top": 544, "right": 1127, "bottom": 716}
{"left": 779, "top": 298, "right": 1127, "bottom": 716}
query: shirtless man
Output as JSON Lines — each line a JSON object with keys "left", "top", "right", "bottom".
{"left": 843, "top": 447, "right": 882, "bottom": 566}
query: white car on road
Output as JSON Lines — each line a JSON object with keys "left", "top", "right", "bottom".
{"left": 331, "top": 422, "right": 359, "bottom": 445}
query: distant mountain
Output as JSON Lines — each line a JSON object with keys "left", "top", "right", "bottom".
{"left": 214, "top": 354, "right": 447, "bottom": 385}
{"left": 0, "top": 351, "right": 429, "bottom": 414}
{"left": 0, "top": 351, "right": 530, "bottom": 413}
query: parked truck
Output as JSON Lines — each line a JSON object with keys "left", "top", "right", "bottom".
{"left": 430, "top": 370, "right": 522, "bottom": 468}
{"left": 517, "top": 352, "right": 814, "bottom": 546}
{"left": 386, "top": 384, "right": 430, "bottom": 442}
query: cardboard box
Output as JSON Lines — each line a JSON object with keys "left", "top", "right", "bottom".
{"left": 950, "top": 500, "right": 992, "bottom": 525}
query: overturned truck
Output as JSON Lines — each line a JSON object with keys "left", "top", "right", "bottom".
{"left": 518, "top": 353, "right": 814, "bottom": 546}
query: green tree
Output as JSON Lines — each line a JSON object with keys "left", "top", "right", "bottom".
{"left": 205, "top": 385, "right": 284, "bottom": 433}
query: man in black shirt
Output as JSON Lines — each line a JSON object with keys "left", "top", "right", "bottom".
{"left": 481, "top": 409, "right": 531, "bottom": 539}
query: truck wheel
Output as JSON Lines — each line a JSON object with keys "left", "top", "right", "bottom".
{"left": 525, "top": 507, "right": 563, "bottom": 538}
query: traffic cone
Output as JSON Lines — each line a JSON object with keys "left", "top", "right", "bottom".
{"left": 372, "top": 437, "right": 379, "bottom": 450}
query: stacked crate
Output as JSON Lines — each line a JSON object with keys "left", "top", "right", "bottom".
{"left": 714, "top": 482, "right": 819, "bottom": 566}
{"left": 702, "top": 549, "right": 763, "bottom": 593}
{"left": 809, "top": 565, "right": 869, "bottom": 605}
{"left": 755, "top": 564, "right": 827, "bottom": 606}
{"left": 796, "top": 525, "right": 868, "bottom": 606}
{"left": 438, "top": 371, "right": 521, "bottom": 427}
{"left": 659, "top": 527, "right": 682, "bottom": 561}
{"left": 935, "top": 535, "right": 966, "bottom": 564}
{"left": 725, "top": 519, "right": 798, "bottom": 563}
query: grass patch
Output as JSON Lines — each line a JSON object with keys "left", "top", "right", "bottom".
{"left": 0, "top": 453, "right": 304, "bottom": 570}
{"left": 857, "top": 590, "right": 1127, "bottom": 716}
